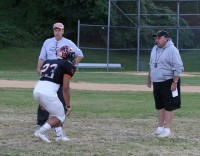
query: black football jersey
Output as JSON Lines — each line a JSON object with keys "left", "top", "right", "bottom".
{"left": 40, "top": 59, "right": 76, "bottom": 85}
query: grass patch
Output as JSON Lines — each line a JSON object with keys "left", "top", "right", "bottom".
{"left": 1, "top": 88, "right": 200, "bottom": 155}
{"left": 0, "top": 47, "right": 200, "bottom": 72}
{"left": 0, "top": 47, "right": 40, "bottom": 71}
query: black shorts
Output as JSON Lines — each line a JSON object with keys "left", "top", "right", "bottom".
{"left": 153, "top": 79, "right": 181, "bottom": 111}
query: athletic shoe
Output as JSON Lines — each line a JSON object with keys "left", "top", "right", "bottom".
{"left": 152, "top": 129, "right": 164, "bottom": 136}
{"left": 34, "top": 130, "right": 51, "bottom": 143}
{"left": 34, "top": 125, "right": 41, "bottom": 130}
{"left": 55, "top": 130, "right": 70, "bottom": 142}
{"left": 34, "top": 125, "right": 49, "bottom": 138}
{"left": 55, "top": 135, "right": 70, "bottom": 141}
{"left": 158, "top": 130, "right": 171, "bottom": 138}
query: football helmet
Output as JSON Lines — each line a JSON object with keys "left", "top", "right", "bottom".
{"left": 57, "top": 45, "right": 76, "bottom": 64}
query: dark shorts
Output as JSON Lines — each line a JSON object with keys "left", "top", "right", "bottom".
{"left": 153, "top": 79, "right": 181, "bottom": 111}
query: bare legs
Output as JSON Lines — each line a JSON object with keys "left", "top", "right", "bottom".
{"left": 47, "top": 116, "right": 61, "bottom": 128}
{"left": 157, "top": 109, "right": 173, "bottom": 128}
{"left": 154, "top": 109, "right": 173, "bottom": 137}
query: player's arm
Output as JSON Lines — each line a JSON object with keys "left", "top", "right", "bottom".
{"left": 37, "top": 59, "right": 45, "bottom": 76}
{"left": 62, "top": 75, "right": 71, "bottom": 116}
{"left": 75, "top": 56, "right": 84, "bottom": 65}
{"left": 69, "top": 41, "right": 84, "bottom": 65}
{"left": 37, "top": 41, "right": 48, "bottom": 76}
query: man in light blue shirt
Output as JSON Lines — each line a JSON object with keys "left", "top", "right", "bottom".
{"left": 37, "top": 22, "right": 83, "bottom": 75}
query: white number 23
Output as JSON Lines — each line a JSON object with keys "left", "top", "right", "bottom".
{"left": 41, "top": 63, "right": 58, "bottom": 79}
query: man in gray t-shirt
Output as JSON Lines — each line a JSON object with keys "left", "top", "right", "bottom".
{"left": 147, "top": 30, "right": 183, "bottom": 138}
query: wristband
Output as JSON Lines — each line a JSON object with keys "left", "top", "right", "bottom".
{"left": 67, "top": 106, "right": 70, "bottom": 108}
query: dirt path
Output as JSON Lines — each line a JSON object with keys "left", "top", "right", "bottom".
{"left": 0, "top": 80, "right": 199, "bottom": 93}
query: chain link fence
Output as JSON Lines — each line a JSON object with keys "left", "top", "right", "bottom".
{"left": 77, "top": 0, "right": 200, "bottom": 71}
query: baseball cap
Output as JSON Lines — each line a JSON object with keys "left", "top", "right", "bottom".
{"left": 153, "top": 30, "right": 168, "bottom": 38}
{"left": 53, "top": 22, "right": 64, "bottom": 29}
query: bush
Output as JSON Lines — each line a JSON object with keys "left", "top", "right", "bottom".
{"left": 0, "top": 22, "right": 38, "bottom": 48}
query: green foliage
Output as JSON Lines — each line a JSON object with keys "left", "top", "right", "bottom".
{"left": 139, "top": 1, "right": 196, "bottom": 49}
{"left": 0, "top": 22, "right": 36, "bottom": 48}
{"left": 80, "top": 0, "right": 197, "bottom": 49}
{"left": 89, "top": 0, "right": 108, "bottom": 23}
{"left": 0, "top": 1, "right": 45, "bottom": 47}
{"left": 0, "top": 1, "right": 198, "bottom": 50}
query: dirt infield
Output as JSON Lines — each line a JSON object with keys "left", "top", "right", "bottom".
{"left": 0, "top": 80, "right": 199, "bottom": 93}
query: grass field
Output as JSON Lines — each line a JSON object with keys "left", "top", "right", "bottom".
{"left": 0, "top": 89, "right": 200, "bottom": 155}
{"left": 0, "top": 46, "right": 199, "bottom": 155}
{"left": 0, "top": 89, "right": 200, "bottom": 156}
{"left": 0, "top": 71, "right": 200, "bottom": 155}
{"left": 0, "top": 47, "right": 200, "bottom": 71}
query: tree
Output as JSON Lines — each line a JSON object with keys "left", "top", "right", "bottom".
{"left": 107, "top": 0, "right": 197, "bottom": 49}
{"left": 0, "top": 0, "right": 197, "bottom": 49}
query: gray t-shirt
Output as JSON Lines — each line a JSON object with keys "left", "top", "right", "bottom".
{"left": 149, "top": 39, "right": 184, "bottom": 82}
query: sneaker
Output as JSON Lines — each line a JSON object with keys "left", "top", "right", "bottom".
{"left": 158, "top": 130, "right": 171, "bottom": 138}
{"left": 55, "top": 135, "right": 70, "bottom": 142}
{"left": 55, "top": 130, "right": 70, "bottom": 142}
{"left": 34, "top": 130, "right": 51, "bottom": 143}
{"left": 34, "top": 125, "right": 49, "bottom": 138}
{"left": 152, "top": 129, "right": 164, "bottom": 136}
{"left": 34, "top": 125, "right": 41, "bottom": 130}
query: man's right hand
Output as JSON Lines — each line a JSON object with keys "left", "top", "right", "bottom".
{"left": 37, "top": 69, "right": 41, "bottom": 76}
{"left": 147, "top": 72, "right": 151, "bottom": 88}
{"left": 147, "top": 80, "right": 151, "bottom": 88}
{"left": 37, "top": 59, "right": 45, "bottom": 76}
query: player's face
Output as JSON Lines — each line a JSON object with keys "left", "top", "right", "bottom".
{"left": 155, "top": 36, "right": 168, "bottom": 48}
{"left": 54, "top": 28, "right": 64, "bottom": 41}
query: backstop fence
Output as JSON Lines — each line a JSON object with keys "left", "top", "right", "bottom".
{"left": 77, "top": 0, "right": 200, "bottom": 71}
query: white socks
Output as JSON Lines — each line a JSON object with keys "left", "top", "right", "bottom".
{"left": 54, "top": 127, "right": 62, "bottom": 133}
{"left": 54, "top": 127, "right": 63, "bottom": 137}
{"left": 39, "top": 123, "right": 51, "bottom": 133}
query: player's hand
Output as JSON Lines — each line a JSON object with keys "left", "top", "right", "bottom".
{"left": 37, "top": 69, "right": 42, "bottom": 76}
{"left": 66, "top": 108, "right": 71, "bottom": 116}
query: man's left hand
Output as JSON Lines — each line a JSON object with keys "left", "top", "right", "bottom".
{"left": 66, "top": 108, "right": 71, "bottom": 116}
{"left": 171, "top": 82, "right": 177, "bottom": 91}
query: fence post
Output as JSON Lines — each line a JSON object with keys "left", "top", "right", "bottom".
{"left": 77, "top": 20, "right": 80, "bottom": 71}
